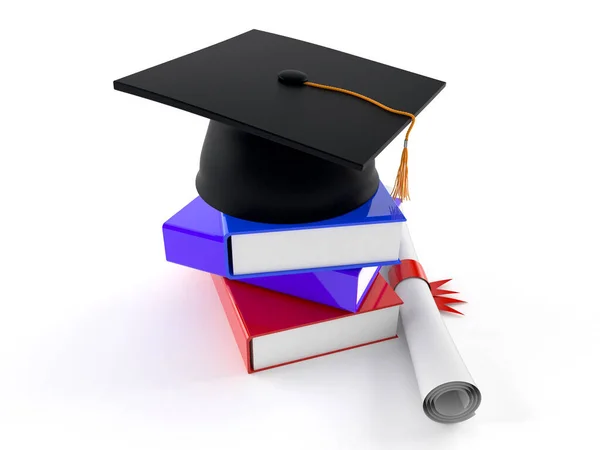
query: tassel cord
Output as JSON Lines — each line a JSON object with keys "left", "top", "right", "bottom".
{"left": 304, "top": 81, "right": 416, "bottom": 201}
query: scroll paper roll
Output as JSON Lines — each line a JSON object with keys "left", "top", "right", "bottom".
{"left": 381, "top": 222, "right": 482, "bottom": 423}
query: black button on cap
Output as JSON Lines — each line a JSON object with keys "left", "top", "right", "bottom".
{"left": 278, "top": 69, "right": 308, "bottom": 86}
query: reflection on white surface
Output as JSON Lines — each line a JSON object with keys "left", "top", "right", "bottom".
{"left": 356, "top": 265, "right": 379, "bottom": 304}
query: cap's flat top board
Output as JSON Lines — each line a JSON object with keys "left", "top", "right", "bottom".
{"left": 114, "top": 30, "right": 445, "bottom": 170}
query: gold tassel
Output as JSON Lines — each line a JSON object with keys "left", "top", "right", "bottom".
{"left": 391, "top": 140, "right": 410, "bottom": 201}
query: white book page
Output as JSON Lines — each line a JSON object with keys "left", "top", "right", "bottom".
{"left": 252, "top": 306, "right": 400, "bottom": 370}
{"left": 231, "top": 222, "right": 402, "bottom": 275}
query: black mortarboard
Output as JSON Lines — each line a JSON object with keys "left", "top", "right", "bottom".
{"left": 114, "top": 30, "right": 445, "bottom": 224}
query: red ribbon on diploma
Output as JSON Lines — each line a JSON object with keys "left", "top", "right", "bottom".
{"left": 389, "top": 259, "right": 466, "bottom": 315}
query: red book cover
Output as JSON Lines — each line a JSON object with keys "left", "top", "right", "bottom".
{"left": 211, "top": 274, "right": 402, "bottom": 373}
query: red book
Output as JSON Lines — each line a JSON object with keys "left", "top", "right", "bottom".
{"left": 212, "top": 274, "right": 402, "bottom": 373}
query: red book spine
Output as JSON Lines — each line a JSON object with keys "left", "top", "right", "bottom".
{"left": 211, "top": 274, "right": 252, "bottom": 373}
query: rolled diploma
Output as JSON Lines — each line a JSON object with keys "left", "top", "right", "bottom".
{"left": 381, "top": 222, "right": 481, "bottom": 423}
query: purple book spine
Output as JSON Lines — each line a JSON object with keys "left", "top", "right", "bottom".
{"left": 241, "top": 267, "right": 379, "bottom": 312}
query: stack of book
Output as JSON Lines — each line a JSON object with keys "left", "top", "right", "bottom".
{"left": 163, "top": 182, "right": 406, "bottom": 372}
{"left": 114, "top": 29, "right": 482, "bottom": 422}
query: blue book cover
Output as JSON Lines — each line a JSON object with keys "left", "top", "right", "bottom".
{"left": 164, "top": 182, "right": 405, "bottom": 279}
{"left": 223, "top": 182, "right": 405, "bottom": 276}
{"left": 163, "top": 193, "right": 395, "bottom": 311}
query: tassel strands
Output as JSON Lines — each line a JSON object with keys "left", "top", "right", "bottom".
{"left": 392, "top": 140, "right": 410, "bottom": 201}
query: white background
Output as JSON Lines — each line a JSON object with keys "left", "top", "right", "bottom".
{"left": 1, "top": 1, "right": 599, "bottom": 448}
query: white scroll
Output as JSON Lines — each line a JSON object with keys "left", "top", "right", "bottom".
{"left": 380, "top": 222, "right": 482, "bottom": 423}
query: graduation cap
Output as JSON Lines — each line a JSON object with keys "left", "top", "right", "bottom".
{"left": 114, "top": 30, "right": 445, "bottom": 224}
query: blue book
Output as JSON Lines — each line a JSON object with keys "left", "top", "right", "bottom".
{"left": 164, "top": 182, "right": 405, "bottom": 279}
{"left": 163, "top": 193, "right": 388, "bottom": 311}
